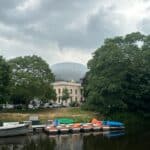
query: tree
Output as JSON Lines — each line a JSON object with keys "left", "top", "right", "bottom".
{"left": 42, "top": 85, "right": 57, "bottom": 103}
{"left": 83, "top": 32, "right": 150, "bottom": 115}
{"left": 8, "top": 55, "right": 55, "bottom": 107}
{"left": 0, "top": 56, "right": 11, "bottom": 104}
{"left": 61, "top": 88, "right": 70, "bottom": 104}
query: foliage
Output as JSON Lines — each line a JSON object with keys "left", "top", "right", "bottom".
{"left": 41, "top": 85, "right": 57, "bottom": 103}
{"left": 0, "top": 56, "right": 11, "bottom": 104}
{"left": 69, "top": 101, "right": 79, "bottom": 107}
{"left": 61, "top": 88, "right": 70, "bottom": 102}
{"left": 83, "top": 32, "right": 150, "bottom": 115}
{"left": 8, "top": 55, "right": 55, "bottom": 106}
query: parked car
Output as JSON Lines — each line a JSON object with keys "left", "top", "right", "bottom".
{"left": 28, "top": 104, "right": 40, "bottom": 109}
{"left": 53, "top": 103, "right": 62, "bottom": 108}
{"left": 43, "top": 103, "right": 49, "bottom": 108}
{"left": 34, "top": 104, "right": 40, "bottom": 109}
{"left": 14, "top": 104, "right": 23, "bottom": 109}
{"left": 5, "top": 104, "right": 14, "bottom": 109}
{"left": 28, "top": 104, "right": 34, "bottom": 109}
{"left": 40, "top": 103, "right": 53, "bottom": 108}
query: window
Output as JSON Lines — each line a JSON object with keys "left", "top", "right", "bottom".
{"left": 58, "top": 88, "right": 61, "bottom": 94}
{"left": 58, "top": 96, "right": 61, "bottom": 103}
{"left": 70, "top": 89, "right": 72, "bottom": 94}
{"left": 75, "top": 97, "right": 78, "bottom": 101}
{"left": 75, "top": 89, "right": 78, "bottom": 95}
{"left": 70, "top": 97, "right": 72, "bottom": 103}
{"left": 80, "top": 89, "right": 83, "bottom": 95}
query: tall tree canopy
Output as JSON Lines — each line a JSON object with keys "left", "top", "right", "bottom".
{"left": 62, "top": 88, "right": 70, "bottom": 102}
{"left": 8, "top": 55, "right": 55, "bottom": 105}
{"left": 83, "top": 32, "right": 150, "bottom": 115}
{"left": 0, "top": 56, "right": 11, "bottom": 104}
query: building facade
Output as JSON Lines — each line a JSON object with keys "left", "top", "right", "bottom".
{"left": 51, "top": 62, "right": 87, "bottom": 106}
{"left": 52, "top": 81, "right": 84, "bottom": 106}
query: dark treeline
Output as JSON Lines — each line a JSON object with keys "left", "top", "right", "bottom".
{"left": 0, "top": 55, "right": 56, "bottom": 107}
{"left": 83, "top": 32, "right": 150, "bottom": 116}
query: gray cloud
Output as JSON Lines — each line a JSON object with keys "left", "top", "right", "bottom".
{"left": 0, "top": 0, "right": 150, "bottom": 65}
{"left": 0, "top": 0, "right": 118, "bottom": 48}
{"left": 139, "top": 18, "right": 150, "bottom": 34}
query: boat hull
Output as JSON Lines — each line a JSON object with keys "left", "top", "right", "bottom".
{"left": 59, "top": 128, "right": 69, "bottom": 134}
{"left": 71, "top": 127, "right": 81, "bottom": 133}
{"left": 93, "top": 126, "right": 101, "bottom": 131}
{"left": 103, "top": 121, "right": 124, "bottom": 127}
{"left": 0, "top": 124, "right": 29, "bottom": 137}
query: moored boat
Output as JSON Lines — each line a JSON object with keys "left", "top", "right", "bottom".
{"left": 109, "top": 126, "right": 125, "bottom": 130}
{"left": 71, "top": 123, "right": 81, "bottom": 133}
{"left": 91, "top": 118, "right": 102, "bottom": 131}
{"left": 44, "top": 118, "right": 125, "bottom": 135}
{"left": 103, "top": 121, "right": 124, "bottom": 127}
{"left": 72, "top": 127, "right": 81, "bottom": 133}
{"left": 0, "top": 123, "right": 29, "bottom": 137}
{"left": 55, "top": 118, "right": 74, "bottom": 125}
{"left": 57, "top": 125, "right": 70, "bottom": 134}
{"left": 102, "top": 121, "right": 125, "bottom": 130}
{"left": 93, "top": 125, "right": 102, "bottom": 131}
{"left": 102, "top": 125, "right": 110, "bottom": 130}
{"left": 81, "top": 123, "right": 93, "bottom": 132}
{"left": 44, "top": 125, "right": 59, "bottom": 134}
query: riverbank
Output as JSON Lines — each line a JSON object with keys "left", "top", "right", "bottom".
{"left": 0, "top": 107, "right": 149, "bottom": 126}
{"left": 0, "top": 107, "right": 100, "bottom": 123}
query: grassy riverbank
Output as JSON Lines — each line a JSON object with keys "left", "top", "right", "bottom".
{"left": 0, "top": 107, "right": 100, "bottom": 123}
{"left": 0, "top": 107, "right": 149, "bottom": 126}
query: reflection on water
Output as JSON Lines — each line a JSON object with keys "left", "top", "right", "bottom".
{"left": 52, "top": 133, "right": 83, "bottom": 150}
{"left": 83, "top": 129, "right": 150, "bottom": 150}
{"left": 103, "top": 131, "right": 125, "bottom": 138}
{"left": 23, "top": 135, "right": 56, "bottom": 150}
{"left": 0, "top": 134, "right": 55, "bottom": 150}
{"left": 0, "top": 128, "right": 150, "bottom": 150}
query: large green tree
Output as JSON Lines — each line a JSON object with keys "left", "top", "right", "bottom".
{"left": 0, "top": 56, "right": 11, "bottom": 104}
{"left": 62, "top": 88, "right": 70, "bottom": 103}
{"left": 83, "top": 32, "right": 150, "bottom": 115}
{"left": 8, "top": 55, "right": 56, "bottom": 106}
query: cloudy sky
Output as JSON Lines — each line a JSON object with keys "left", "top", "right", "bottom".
{"left": 0, "top": 0, "right": 150, "bottom": 66}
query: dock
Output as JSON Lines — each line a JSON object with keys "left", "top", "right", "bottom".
{"left": 44, "top": 124, "right": 125, "bottom": 135}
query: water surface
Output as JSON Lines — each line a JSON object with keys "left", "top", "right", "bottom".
{"left": 0, "top": 125, "right": 149, "bottom": 150}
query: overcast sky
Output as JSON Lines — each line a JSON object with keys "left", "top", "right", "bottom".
{"left": 0, "top": 0, "right": 150, "bottom": 66}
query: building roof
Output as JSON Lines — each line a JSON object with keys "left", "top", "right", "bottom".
{"left": 52, "top": 81, "right": 81, "bottom": 87}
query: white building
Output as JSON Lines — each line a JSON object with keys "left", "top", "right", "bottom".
{"left": 52, "top": 81, "right": 84, "bottom": 106}
{"left": 51, "top": 62, "right": 87, "bottom": 106}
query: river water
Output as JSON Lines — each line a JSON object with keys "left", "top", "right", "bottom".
{"left": 0, "top": 125, "right": 150, "bottom": 150}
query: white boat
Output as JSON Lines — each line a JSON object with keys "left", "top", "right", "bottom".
{"left": 0, "top": 123, "right": 30, "bottom": 137}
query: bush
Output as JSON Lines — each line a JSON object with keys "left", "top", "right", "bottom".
{"left": 0, "top": 104, "right": 3, "bottom": 111}
{"left": 69, "top": 101, "right": 79, "bottom": 107}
